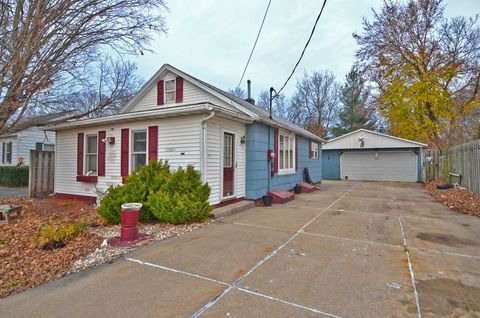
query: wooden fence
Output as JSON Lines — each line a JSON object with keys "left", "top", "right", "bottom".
{"left": 28, "top": 150, "right": 55, "bottom": 198}
{"left": 424, "top": 139, "right": 480, "bottom": 194}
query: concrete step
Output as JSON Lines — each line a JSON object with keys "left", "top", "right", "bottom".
{"left": 210, "top": 200, "right": 255, "bottom": 219}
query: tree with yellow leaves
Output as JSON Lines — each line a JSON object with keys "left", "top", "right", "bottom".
{"left": 354, "top": 0, "right": 480, "bottom": 147}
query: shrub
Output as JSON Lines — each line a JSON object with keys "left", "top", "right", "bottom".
{"left": 148, "top": 166, "right": 212, "bottom": 224}
{"left": 97, "top": 160, "right": 171, "bottom": 224}
{"left": 36, "top": 219, "right": 86, "bottom": 247}
{"left": 0, "top": 166, "right": 28, "bottom": 186}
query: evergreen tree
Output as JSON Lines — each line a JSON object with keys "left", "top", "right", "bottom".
{"left": 332, "top": 68, "right": 376, "bottom": 137}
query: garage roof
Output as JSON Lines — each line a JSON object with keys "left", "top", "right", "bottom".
{"left": 323, "top": 129, "right": 427, "bottom": 150}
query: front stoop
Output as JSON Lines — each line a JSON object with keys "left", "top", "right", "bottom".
{"left": 268, "top": 189, "right": 295, "bottom": 204}
{"left": 297, "top": 182, "right": 318, "bottom": 193}
{"left": 210, "top": 200, "right": 255, "bottom": 219}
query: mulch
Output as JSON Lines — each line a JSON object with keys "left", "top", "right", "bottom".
{"left": 424, "top": 182, "right": 480, "bottom": 217}
{"left": 0, "top": 196, "right": 103, "bottom": 298}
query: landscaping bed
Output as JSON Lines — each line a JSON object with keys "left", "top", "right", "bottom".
{"left": 425, "top": 181, "right": 480, "bottom": 217}
{"left": 0, "top": 196, "right": 209, "bottom": 298}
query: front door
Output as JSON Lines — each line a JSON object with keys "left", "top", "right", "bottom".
{"left": 223, "top": 133, "right": 234, "bottom": 197}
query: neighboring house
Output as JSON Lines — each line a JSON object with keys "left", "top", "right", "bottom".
{"left": 47, "top": 64, "right": 324, "bottom": 205}
{"left": 322, "top": 129, "right": 427, "bottom": 182}
{"left": 0, "top": 127, "right": 55, "bottom": 167}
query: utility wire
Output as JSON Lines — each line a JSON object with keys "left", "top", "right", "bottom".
{"left": 237, "top": 0, "right": 272, "bottom": 88}
{"left": 275, "top": 0, "right": 327, "bottom": 97}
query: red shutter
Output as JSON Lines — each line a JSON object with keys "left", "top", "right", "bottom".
{"left": 157, "top": 80, "right": 164, "bottom": 105}
{"left": 77, "top": 133, "right": 84, "bottom": 175}
{"left": 295, "top": 136, "right": 298, "bottom": 172}
{"left": 148, "top": 125, "right": 158, "bottom": 162}
{"left": 309, "top": 140, "right": 312, "bottom": 159}
{"left": 98, "top": 131, "right": 106, "bottom": 176}
{"left": 176, "top": 77, "right": 183, "bottom": 103}
{"left": 121, "top": 128, "right": 129, "bottom": 177}
{"left": 273, "top": 128, "right": 278, "bottom": 173}
{"left": 317, "top": 142, "right": 320, "bottom": 160}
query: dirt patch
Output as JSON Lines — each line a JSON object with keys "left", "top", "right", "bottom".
{"left": 0, "top": 196, "right": 102, "bottom": 298}
{"left": 425, "top": 182, "right": 480, "bottom": 217}
{"left": 417, "top": 278, "right": 480, "bottom": 317}
{"left": 416, "top": 232, "right": 477, "bottom": 248}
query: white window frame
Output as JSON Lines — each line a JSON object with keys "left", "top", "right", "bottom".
{"left": 164, "top": 79, "right": 176, "bottom": 103}
{"left": 2, "top": 141, "right": 12, "bottom": 164}
{"left": 311, "top": 142, "right": 319, "bottom": 159}
{"left": 131, "top": 129, "right": 147, "bottom": 172}
{"left": 278, "top": 130, "right": 295, "bottom": 175}
{"left": 85, "top": 134, "right": 98, "bottom": 175}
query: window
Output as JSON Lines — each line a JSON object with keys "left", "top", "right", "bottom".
{"left": 223, "top": 134, "right": 233, "bottom": 167}
{"left": 311, "top": 142, "right": 319, "bottom": 159}
{"left": 132, "top": 130, "right": 147, "bottom": 171}
{"left": 44, "top": 144, "right": 54, "bottom": 151}
{"left": 278, "top": 131, "right": 295, "bottom": 174}
{"left": 35, "top": 142, "right": 43, "bottom": 151}
{"left": 164, "top": 79, "right": 175, "bottom": 103}
{"left": 85, "top": 135, "right": 98, "bottom": 175}
{"left": 2, "top": 142, "right": 12, "bottom": 164}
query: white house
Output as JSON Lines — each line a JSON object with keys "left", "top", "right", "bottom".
{"left": 47, "top": 64, "right": 324, "bottom": 205}
{"left": 0, "top": 127, "right": 55, "bottom": 166}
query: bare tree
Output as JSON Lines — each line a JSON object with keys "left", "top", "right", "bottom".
{"left": 287, "top": 71, "right": 341, "bottom": 138}
{"left": 0, "top": 0, "right": 168, "bottom": 132}
{"left": 228, "top": 87, "right": 246, "bottom": 99}
{"left": 32, "top": 56, "right": 143, "bottom": 119}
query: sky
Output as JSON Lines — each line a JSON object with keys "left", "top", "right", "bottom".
{"left": 134, "top": 0, "right": 480, "bottom": 100}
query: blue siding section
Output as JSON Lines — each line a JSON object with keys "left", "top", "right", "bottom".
{"left": 321, "top": 148, "right": 422, "bottom": 182}
{"left": 245, "top": 122, "right": 322, "bottom": 200}
{"left": 322, "top": 150, "right": 341, "bottom": 180}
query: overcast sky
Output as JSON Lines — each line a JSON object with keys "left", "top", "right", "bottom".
{"left": 134, "top": 0, "right": 479, "bottom": 100}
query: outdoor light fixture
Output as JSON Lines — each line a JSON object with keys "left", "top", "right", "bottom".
{"left": 241, "top": 136, "right": 246, "bottom": 144}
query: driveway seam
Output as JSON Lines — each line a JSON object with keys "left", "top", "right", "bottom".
{"left": 125, "top": 257, "right": 345, "bottom": 318}
{"left": 189, "top": 185, "right": 357, "bottom": 317}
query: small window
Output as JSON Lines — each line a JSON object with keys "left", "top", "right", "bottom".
{"left": 132, "top": 130, "right": 147, "bottom": 171}
{"left": 35, "top": 142, "right": 43, "bottom": 151}
{"left": 164, "top": 79, "right": 175, "bottom": 103}
{"left": 44, "top": 144, "right": 54, "bottom": 152}
{"left": 278, "top": 130, "right": 295, "bottom": 174}
{"left": 311, "top": 142, "right": 319, "bottom": 159}
{"left": 223, "top": 134, "right": 233, "bottom": 167}
{"left": 85, "top": 135, "right": 98, "bottom": 175}
{"left": 4, "top": 142, "right": 12, "bottom": 164}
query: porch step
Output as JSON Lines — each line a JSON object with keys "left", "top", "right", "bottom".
{"left": 267, "top": 189, "right": 295, "bottom": 204}
{"left": 210, "top": 200, "right": 254, "bottom": 219}
{"left": 297, "top": 182, "right": 318, "bottom": 193}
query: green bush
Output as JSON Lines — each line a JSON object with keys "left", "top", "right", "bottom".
{"left": 0, "top": 166, "right": 29, "bottom": 187}
{"left": 98, "top": 160, "right": 171, "bottom": 224}
{"left": 36, "top": 219, "right": 86, "bottom": 246}
{"left": 98, "top": 161, "right": 212, "bottom": 225}
{"left": 148, "top": 166, "right": 212, "bottom": 224}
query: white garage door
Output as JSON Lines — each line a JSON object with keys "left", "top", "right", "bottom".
{"left": 340, "top": 151, "right": 418, "bottom": 182}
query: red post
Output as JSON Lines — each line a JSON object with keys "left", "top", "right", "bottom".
{"left": 120, "top": 203, "right": 142, "bottom": 242}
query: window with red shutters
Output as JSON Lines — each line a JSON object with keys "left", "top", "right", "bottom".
{"left": 157, "top": 80, "right": 164, "bottom": 105}
{"left": 121, "top": 128, "right": 129, "bottom": 177}
{"left": 175, "top": 76, "right": 183, "bottom": 103}
{"left": 77, "top": 133, "right": 84, "bottom": 175}
{"left": 148, "top": 125, "right": 158, "bottom": 162}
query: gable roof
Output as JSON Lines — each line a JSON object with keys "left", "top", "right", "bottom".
{"left": 121, "top": 64, "right": 325, "bottom": 142}
{"left": 323, "top": 129, "right": 427, "bottom": 149}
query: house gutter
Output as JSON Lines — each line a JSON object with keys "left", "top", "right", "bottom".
{"left": 201, "top": 108, "right": 215, "bottom": 183}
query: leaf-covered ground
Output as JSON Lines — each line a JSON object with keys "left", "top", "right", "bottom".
{"left": 0, "top": 197, "right": 102, "bottom": 298}
{"left": 425, "top": 182, "right": 480, "bottom": 217}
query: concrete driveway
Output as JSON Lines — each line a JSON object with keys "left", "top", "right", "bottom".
{"left": 1, "top": 181, "right": 479, "bottom": 317}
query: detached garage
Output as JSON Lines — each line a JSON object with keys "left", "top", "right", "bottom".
{"left": 322, "top": 129, "right": 426, "bottom": 182}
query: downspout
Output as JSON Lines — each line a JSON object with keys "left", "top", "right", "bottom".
{"left": 201, "top": 108, "right": 215, "bottom": 183}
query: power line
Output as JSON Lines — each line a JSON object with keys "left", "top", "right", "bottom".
{"left": 237, "top": 0, "right": 272, "bottom": 88}
{"left": 275, "top": 0, "right": 327, "bottom": 97}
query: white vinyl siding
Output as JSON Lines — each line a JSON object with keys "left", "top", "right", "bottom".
{"left": 206, "top": 117, "right": 246, "bottom": 204}
{"left": 340, "top": 151, "right": 418, "bottom": 182}
{"left": 55, "top": 115, "right": 203, "bottom": 200}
